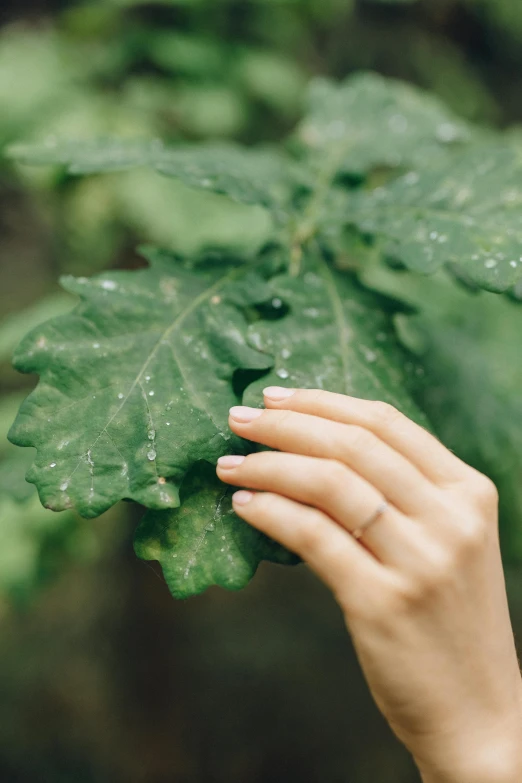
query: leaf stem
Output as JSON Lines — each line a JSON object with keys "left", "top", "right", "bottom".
{"left": 289, "top": 142, "right": 351, "bottom": 277}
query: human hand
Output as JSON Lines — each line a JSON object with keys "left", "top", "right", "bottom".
{"left": 216, "top": 388, "right": 522, "bottom": 783}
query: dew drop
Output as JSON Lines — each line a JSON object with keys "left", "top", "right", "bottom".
{"left": 60, "top": 481, "right": 69, "bottom": 491}
{"left": 281, "top": 348, "right": 291, "bottom": 360}
{"left": 276, "top": 368, "right": 290, "bottom": 379}
{"left": 147, "top": 449, "right": 157, "bottom": 461}
{"left": 148, "top": 429, "right": 156, "bottom": 440}
{"left": 429, "top": 231, "right": 438, "bottom": 241}
{"left": 93, "top": 342, "right": 100, "bottom": 349}
{"left": 404, "top": 172, "right": 419, "bottom": 186}
{"left": 101, "top": 280, "right": 117, "bottom": 291}
{"left": 148, "top": 391, "right": 155, "bottom": 397}
{"left": 510, "top": 260, "right": 518, "bottom": 268}
{"left": 271, "top": 297, "right": 283, "bottom": 309}
{"left": 50, "top": 462, "right": 57, "bottom": 468}
{"left": 145, "top": 375, "right": 151, "bottom": 382}
{"left": 205, "top": 522, "right": 215, "bottom": 532}
{"left": 118, "top": 393, "right": 124, "bottom": 399}
{"left": 484, "top": 259, "right": 497, "bottom": 269}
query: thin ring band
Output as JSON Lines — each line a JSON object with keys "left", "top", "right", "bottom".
{"left": 352, "top": 500, "right": 389, "bottom": 541}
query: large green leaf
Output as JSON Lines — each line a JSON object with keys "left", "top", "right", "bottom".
{"left": 348, "top": 142, "right": 522, "bottom": 293}
{"left": 243, "top": 252, "right": 428, "bottom": 426}
{"left": 135, "top": 463, "right": 298, "bottom": 599}
{"left": 8, "top": 250, "right": 274, "bottom": 518}
{"left": 296, "top": 72, "right": 470, "bottom": 177}
{"left": 7, "top": 139, "right": 295, "bottom": 212}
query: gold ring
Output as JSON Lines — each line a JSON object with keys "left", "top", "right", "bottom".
{"left": 352, "top": 500, "right": 389, "bottom": 541}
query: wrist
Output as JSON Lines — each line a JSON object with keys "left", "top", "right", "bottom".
{"left": 417, "top": 740, "right": 522, "bottom": 783}
{"left": 415, "top": 707, "right": 522, "bottom": 783}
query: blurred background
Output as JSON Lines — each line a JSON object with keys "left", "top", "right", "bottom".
{"left": 1, "top": 1, "right": 522, "bottom": 780}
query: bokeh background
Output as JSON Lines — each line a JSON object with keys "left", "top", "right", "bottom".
{"left": 1, "top": 1, "right": 522, "bottom": 781}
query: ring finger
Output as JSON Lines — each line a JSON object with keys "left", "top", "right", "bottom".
{"left": 217, "top": 451, "right": 422, "bottom": 568}
{"left": 228, "top": 407, "right": 437, "bottom": 517}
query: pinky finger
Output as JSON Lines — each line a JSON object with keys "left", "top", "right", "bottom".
{"left": 232, "top": 490, "right": 386, "bottom": 612}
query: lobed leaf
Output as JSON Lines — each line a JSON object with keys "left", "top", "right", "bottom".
{"left": 348, "top": 142, "right": 522, "bottom": 293}
{"left": 243, "top": 251, "right": 428, "bottom": 427}
{"left": 7, "top": 138, "right": 295, "bottom": 212}
{"left": 135, "top": 462, "right": 298, "bottom": 599}
{"left": 297, "top": 72, "right": 470, "bottom": 177}
{"left": 8, "top": 249, "right": 275, "bottom": 518}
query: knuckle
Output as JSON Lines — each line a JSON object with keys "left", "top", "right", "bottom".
{"left": 454, "top": 517, "right": 489, "bottom": 554}
{"left": 370, "top": 400, "right": 403, "bottom": 428}
{"left": 321, "top": 460, "right": 351, "bottom": 500}
{"left": 347, "top": 425, "right": 378, "bottom": 453}
{"left": 471, "top": 473, "right": 499, "bottom": 506}
{"left": 297, "top": 513, "right": 326, "bottom": 552}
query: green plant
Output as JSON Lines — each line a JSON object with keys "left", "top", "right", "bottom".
{"left": 6, "top": 71, "right": 522, "bottom": 600}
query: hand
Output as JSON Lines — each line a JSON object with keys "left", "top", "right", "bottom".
{"left": 216, "top": 387, "right": 522, "bottom": 783}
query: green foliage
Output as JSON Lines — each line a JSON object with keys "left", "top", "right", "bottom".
{"left": 9, "top": 250, "right": 276, "bottom": 518}
{"left": 8, "top": 70, "right": 522, "bottom": 599}
{"left": 349, "top": 142, "right": 522, "bottom": 293}
{"left": 9, "top": 140, "right": 295, "bottom": 212}
{"left": 4, "top": 0, "right": 522, "bottom": 602}
{"left": 297, "top": 73, "right": 470, "bottom": 176}
{"left": 136, "top": 464, "right": 298, "bottom": 599}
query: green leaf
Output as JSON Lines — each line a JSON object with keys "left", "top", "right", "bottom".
{"left": 7, "top": 139, "right": 295, "bottom": 212}
{"left": 135, "top": 462, "right": 298, "bottom": 599}
{"left": 243, "top": 252, "right": 429, "bottom": 427}
{"left": 297, "top": 72, "right": 470, "bottom": 177}
{"left": 8, "top": 249, "right": 274, "bottom": 518}
{"left": 348, "top": 142, "right": 522, "bottom": 293}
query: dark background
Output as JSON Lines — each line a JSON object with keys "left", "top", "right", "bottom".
{"left": 1, "top": 1, "right": 522, "bottom": 781}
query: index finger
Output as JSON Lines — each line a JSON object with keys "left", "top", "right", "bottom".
{"left": 261, "top": 387, "right": 468, "bottom": 486}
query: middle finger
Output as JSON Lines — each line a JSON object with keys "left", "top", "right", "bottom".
{"left": 228, "top": 406, "right": 437, "bottom": 516}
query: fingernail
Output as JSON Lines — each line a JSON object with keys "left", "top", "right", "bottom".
{"left": 263, "top": 386, "right": 295, "bottom": 401}
{"left": 232, "top": 490, "right": 255, "bottom": 505}
{"left": 229, "top": 406, "right": 263, "bottom": 422}
{"left": 217, "top": 455, "right": 246, "bottom": 469}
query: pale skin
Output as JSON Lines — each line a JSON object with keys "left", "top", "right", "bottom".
{"left": 215, "top": 387, "right": 522, "bottom": 783}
